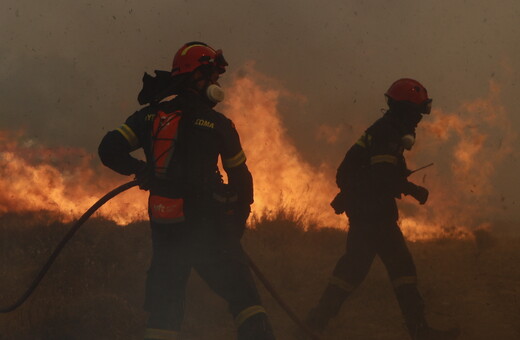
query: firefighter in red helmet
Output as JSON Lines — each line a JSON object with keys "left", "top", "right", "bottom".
{"left": 305, "top": 79, "right": 459, "bottom": 340}
{"left": 98, "top": 42, "right": 275, "bottom": 340}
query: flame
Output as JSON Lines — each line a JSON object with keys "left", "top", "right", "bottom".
{"left": 399, "top": 80, "right": 515, "bottom": 240}
{"left": 0, "top": 130, "right": 147, "bottom": 225}
{"left": 0, "top": 68, "right": 514, "bottom": 240}
{"left": 223, "top": 68, "right": 345, "bottom": 229}
{"left": 224, "top": 69, "right": 514, "bottom": 240}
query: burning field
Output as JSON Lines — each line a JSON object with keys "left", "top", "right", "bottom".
{"left": 1, "top": 68, "right": 519, "bottom": 339}
{"left": 0, "top": 66, "right": 516, "bottom": 238}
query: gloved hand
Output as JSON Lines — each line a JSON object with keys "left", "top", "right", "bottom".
{"left": 330, "top": 191, "right": 347, "bottom": 215}
{"left": 134, "top": 161, "right": 153, "bottom": 190}
{"left": 410, "top": 185, "right": 429, "bottom": 205}
{"left": 237, "top": 203, "right": 251, "bottom": 224}
{"left": 228, "top": 203, "right": 251, "bottom": 239}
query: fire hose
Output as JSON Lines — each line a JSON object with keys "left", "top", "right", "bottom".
{"left": 0, "top": 181, "right": 320, "bottom": 339}
{"left": 0, "top": 180, "right": 138, "bottom": 314}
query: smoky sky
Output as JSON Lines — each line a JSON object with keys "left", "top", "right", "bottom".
{"left": 2, "top": 0, "right": 520, "bottom": 219}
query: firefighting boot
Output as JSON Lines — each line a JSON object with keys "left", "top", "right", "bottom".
{"left": 413, "top": 325, "right": 460, "bottom": 340}
{"left": 305, "top": 281, "right": 352, "bottom": 335}
{"left": 236, "top": 306, "right": 276, "bottom": 340}
{"left": 394, "top": 284, "right": 459, "bottom": 340}
{"left": 143, "top": 328, "right": 179, "bottom": 340}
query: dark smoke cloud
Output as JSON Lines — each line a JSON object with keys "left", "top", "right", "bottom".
{"left": 2, "top": 0, "right": 519, "bottom": 219}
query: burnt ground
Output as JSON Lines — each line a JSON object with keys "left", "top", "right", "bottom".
{"left": 0, "top": 214, "right": 519, "bottom": 340}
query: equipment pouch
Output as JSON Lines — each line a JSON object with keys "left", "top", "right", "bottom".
{"left": 148, "top": 195, "right": 185, "bottom": 224}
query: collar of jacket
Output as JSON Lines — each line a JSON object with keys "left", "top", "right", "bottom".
{"left": 384, "top": 110, "right": 420, "bottom": 135}
{"left": 178, "top": 89, "right": 218, "bottom": 109}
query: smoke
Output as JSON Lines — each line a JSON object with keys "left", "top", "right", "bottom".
{"left": 1, "top": 0, "right": 520, "bottom": 223}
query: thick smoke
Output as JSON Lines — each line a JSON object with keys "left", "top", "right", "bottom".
{"left": 1, "top": 0, "right": 519, "bottom": 222}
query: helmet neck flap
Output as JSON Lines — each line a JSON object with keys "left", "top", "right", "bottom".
{"left": 137, "top": 42, "right": 227, "bottom": 106}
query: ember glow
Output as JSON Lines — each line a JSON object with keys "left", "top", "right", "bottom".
{"left": 0, "top": 70, "right": 514, "bottom": 240}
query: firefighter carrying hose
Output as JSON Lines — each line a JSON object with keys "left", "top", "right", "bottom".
{"left": 305, "top": 79, "right": 459, "bottom": 340}
{"left": 98, "top": 42, "right": 275, "bottom": 340}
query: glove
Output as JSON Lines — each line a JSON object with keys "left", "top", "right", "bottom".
{"left": 410, "top": 185, "right": 429, "bottom": 205}
{"left": 237, "top": 203, "right": 251, "bottom": 224}
{"left": 227, "top": 203, "right": 250, "bottom": 239}
{"left": 330, "top": 191, "right": 347, "bottom": 215}
{"left": 134, "top": 161, "right": 153, "bottom": 190}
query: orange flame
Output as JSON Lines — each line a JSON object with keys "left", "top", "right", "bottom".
{"left": 223, "top": 68, "right": 345, "bottom": 229}
{"left": 0, "top": 130, "right": 147, "bottom": 225}
{"left": 224, "top": 70, "right": 514, "bottom": 240}
{"left": 0, "top": 69, "right": 514, "bottom": 241}
{"left": 399, "top": 80, "right": 515, "bottom": 240}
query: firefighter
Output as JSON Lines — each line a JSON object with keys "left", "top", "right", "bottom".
{"left": 98, "top": 42, "right": 275, "bottom": 340}
{"left": 305, "top": 79, "right": 459, "bottom": 340}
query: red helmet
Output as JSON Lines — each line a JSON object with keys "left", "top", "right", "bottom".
{"left": 171, "top": 41, "right": 228, "bottom": 76}
{"left": 385, "top": 78, "right": 432, "bottom": 113}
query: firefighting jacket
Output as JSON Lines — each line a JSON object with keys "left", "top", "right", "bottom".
{"left": 336, "top": 111, "right": 418, "bottom": 204}
{"left": 98, "top": 91, "right": 253, "bottom": 215}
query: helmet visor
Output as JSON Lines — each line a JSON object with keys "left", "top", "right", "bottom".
{"left": 214, "top": 50, "right": 228, "bottom": 73}
{"left": 423, "top": 99, "right": 432, "bottom": 114}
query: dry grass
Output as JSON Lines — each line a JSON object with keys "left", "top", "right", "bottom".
{"left": 1, "top": 213, "right": 519, "bottom": 340}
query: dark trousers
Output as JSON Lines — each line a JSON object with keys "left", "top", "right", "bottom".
{"left": 144, "top": 219, "right": 274, "bottom": 339}
{"left": 333, "top": 214, "right": 417, "bottom": 287}
{"left": 309, "top": 206, "right": 425, "bottom": 333}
